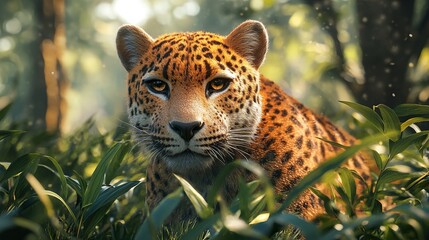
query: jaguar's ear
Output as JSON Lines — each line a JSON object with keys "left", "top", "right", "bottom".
{"left": 116, "top": 25, "right": 154, "bottom": 72}
{"left": 225, "top": 20, "right": 268, "bottom": 69}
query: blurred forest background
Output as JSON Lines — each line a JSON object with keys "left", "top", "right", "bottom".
{"left": 1, "top": 0, "right": 428, "bottom": 134}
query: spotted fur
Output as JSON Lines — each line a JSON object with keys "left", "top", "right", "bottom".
{"left": 116, "top": 20, "right": 371, "bottom": 221}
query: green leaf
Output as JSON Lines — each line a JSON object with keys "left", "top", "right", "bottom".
{"left": 0, "top": 153, "right": 40, "bottom": 183}
{"left": 320, "top": 212, "right": 389, "bottom": 240}
{"left": 376, "top": 168, "right": 411, "bottom": 189}
{"left": 105, "top": 142, "right": 131, "bottom": 183}
{"left": 85, "top": 181, "right": 141, "bottom": 218}
{"left": 406, "top": 171, "right": 429, "bottom": 195}
{"left": 238, "top": 179, "right": 252, "bottom": 222}
{"left": 377, "top": 104, "right": 401, "bottom": 141}
{"left": 66, "top": 176, "right": 83, "bottom": 198}
{"left": 0, "top": 103, "right": 12, "bottom": 122}
{"left": 337, "top": 167, "right": 356, "bottom": 205}
{"left": 252, "top": 213, "right": 320, "bottom": 239}
{"left": 394, "top": 104, "right": 429, "bottom": 117}
{"left": 73, "top": 170, "right": 87, "bottom": 194}
{"left": 277, "top": 132, "right": 390, "bottom": 213}
{"left": 317, "top": 137, "right": 348, "bottom": 149}
{"left": 207, "top": 160, "right": 275, "bottom": 213}
{"left": 311, "top": 187, "right": 339, "bottom": 217}
{"left": 334, "top": 185, "right": 354, "bottom": 216}
{"left": 82, "top": 181, "right": 141, "bottom": 237}
{"left": 221, "top": 205, "right": 265, "bottom": 239}
{"left": 12, "top": 159, "right": 40, "bottom": 201}
{"left": 371, "top": 199, "right": 383, "bottom": 214}
{"left": 400, "top": 117, "right": 429, "bottom": 132}
{"left": 26, "top": 174, "right": 60, "bottom": 229}
{"left": 371, "top": 150, "right": 384, "bottom": 171}
{"left": 391, "top": 204, "right": 429, "bottom": 239}
{"left": 44, "top": 190, "right": 78, "bottom": 225}
{"left": 389, "top": 131, "right": 429, "bottom": 160}
{"left": 341, "top": 101, "right": 384, "bottom": 132}
{"left": 0, "top": 216, "right": 46, "bottom": 238}
{"left": 0, "top": 130, "right": 25, "bottom": 141}
{"left": 174, "top": 174, "right": 213, "bottom": 219}
{"left": 40, "top": 155, "right": 68, "bottom": 197}
{"left": 134, "top": 188, "right": 183, "bottom": 240}
{"left": 82, "top": 142, "right": 129, "bottom": 208}
{"left": 181, "top": 214, "right": 220, "bottom": 240}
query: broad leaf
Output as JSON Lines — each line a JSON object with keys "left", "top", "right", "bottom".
{"left": 389, "top": 131, "right": 429, "bottom": 160}
{"left": 394, "top": 104, "right": 429, "bottom": 117}
{"left": 377, "top": 167, "right": 410, "bottom": 189}
{"left": 377, "top": 104, "right": 401, "bottom": 141}
{"left": 371, "top": 150, "right": 384, "bottom": 171}
{"left": 341, "top": 101, "right": 383, "bottom": 132}
{"left": 337, "top": 167, "right": 356, "bottom": 205}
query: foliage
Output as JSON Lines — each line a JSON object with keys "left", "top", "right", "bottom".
{"left": 1, "top": 101, "right": 428, "bottom": 239}
{"left": 0, "top": 103, "right": 147, "bottom": 239}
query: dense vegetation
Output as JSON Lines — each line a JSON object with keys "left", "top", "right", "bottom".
{"left": 1, "top": 102, "right": 428, "bottom": 239}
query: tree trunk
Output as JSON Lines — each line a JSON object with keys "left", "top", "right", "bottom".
{"left": 355, "top": 0, "right": 415, "bottom": 108}
{"left": 307, "top": 0, "right": 429, "bottom": 108}
{"left": 32, "top": 0, "right": 67, "bottom": 133}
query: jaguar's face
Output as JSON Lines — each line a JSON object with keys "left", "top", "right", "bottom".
{"left": 116, "top": 21, "right": 268, "bottom": 173}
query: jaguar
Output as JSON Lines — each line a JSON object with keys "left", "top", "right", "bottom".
{"left": 116, "top": 20, "right": 371, "bottom": 221}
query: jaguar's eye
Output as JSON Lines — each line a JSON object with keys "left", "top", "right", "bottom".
{"left": 206, "top": 78, "right": 231, "bottom": 97}
{"left": 144, "top": 79, "right": 169, "bottom": 96}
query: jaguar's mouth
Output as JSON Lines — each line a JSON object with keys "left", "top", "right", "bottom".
{"left": 163, "top": 149, "right": 213, "bottom": 173}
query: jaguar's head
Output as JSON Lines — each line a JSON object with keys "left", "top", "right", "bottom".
{"left": 116, "top": 20, "right": 268, "bottom": 174}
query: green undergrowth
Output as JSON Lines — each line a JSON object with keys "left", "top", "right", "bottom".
{"left": 0, "top": 102, "right": 428, "bottom": 239}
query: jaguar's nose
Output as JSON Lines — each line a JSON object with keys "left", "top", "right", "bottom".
{"left": 169, "top": 121, "right": 205, "bottom": 142}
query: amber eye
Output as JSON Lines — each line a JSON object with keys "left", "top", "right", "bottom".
{"left": 144, "top": 79, "right": 169, "bottom": 97}
{"left": 206, "top": 78, "right": 231, "bottom": 97}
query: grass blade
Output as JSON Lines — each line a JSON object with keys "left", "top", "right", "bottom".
{"left": 400, "top": 117, "right": 429, "bottom": 132}
{"left": 82, "top": 181, "right": 141, "bottom": 237}
{"left": 44, "top": 190, "right": 78, "bottom": 225}
{"left": 40, "top": 155, "right": 68, "bottom": 197}
{"left": 82, "top": 142, "right": 129, "bottom": 208}
{"left": 134, "top": 188, "right": 183, "bottom": 240}
{"left": 174, "top": 174, "right": 213, "bottom": 219}
{"left": 84, "top": 181, "right": 141, "bottom": 218}
{"left": 25, "top": 174, "right": 60, "bottom": 229}
{"left": 181, "top": 214, "right": 220, "bottom": 239}
{"left": 0, "top": 154, "right": 39, "bottom": 183}
{"left": 0, "top": 130, "right": 25, "bottom": 141}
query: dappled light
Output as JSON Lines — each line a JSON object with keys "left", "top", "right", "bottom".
{"left": 0, "top": 0, "right": 428, "bottom": 239}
